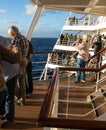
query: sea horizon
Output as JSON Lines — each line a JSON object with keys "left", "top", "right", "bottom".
{"left": 31, "top": 37, "right": 57, "bottom": 79}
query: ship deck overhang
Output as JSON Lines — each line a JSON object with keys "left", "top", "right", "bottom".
{"left": 30, "top": 0, "right": 106, "bottom": 16}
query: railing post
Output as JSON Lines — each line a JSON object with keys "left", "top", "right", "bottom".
{"left": 52, "top": 72, "right": 59, "bottom": 118}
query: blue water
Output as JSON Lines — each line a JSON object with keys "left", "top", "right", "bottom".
{"left": 31, "top": 38, "right": 57, "bottom": 79}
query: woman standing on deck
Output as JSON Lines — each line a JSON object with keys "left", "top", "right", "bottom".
{"left": 74, "top": 35, "right": 90, "bottom": 83}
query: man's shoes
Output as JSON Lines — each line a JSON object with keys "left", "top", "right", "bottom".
{"left": 74, "top": 80, "right": 86, "bottom": 83}
{"left": 81, "top": 80, "right": 86, "bottom": 83}
{"left": 26, "top": 93, "right": 32, "bottom": 98}
{"left": 16, "top": 98, "right": 25, "bottom": 106}
{"left": 14, "top": 96, "right": 18, "bottom": 102}
{"left": 74, "top": 81, "right": 80, "bottom": 83}
{"left": 0, "top": 115, "right": 5, "bottom": 120}
{"left": 1, "top": 120, "right": 14, "bottom": 128}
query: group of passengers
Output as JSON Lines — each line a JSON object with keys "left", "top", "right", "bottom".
{"left": 54, "top": 33, "right": 104, "bottom": 77}
{"left": 0, "top": 26, "right": 34, "bottom": 128}
{"left": 58, "top": 32, "right": 104, "bottom": 83}
{"left": 66, "top": 15, "right": 95, "bottom": 26}
{"left": 59, "top": 33, "right": 77, "bottom": 45}
{"left": 66, "top": 16, "right": 78, "bottom": 25}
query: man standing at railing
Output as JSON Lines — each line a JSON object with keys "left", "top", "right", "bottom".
{"left": 8, "top": 26, "right": 29, "bottom": 105}
{"left": 91, "top": 35, "right": 103, "bottom": 81}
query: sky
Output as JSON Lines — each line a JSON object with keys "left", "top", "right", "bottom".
{"left": 0, "top": 0, "right": 83, "bottom": 38}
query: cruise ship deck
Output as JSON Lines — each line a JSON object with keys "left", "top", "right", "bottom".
{"left": 1, "top": 72, "right": 104, "bottom": 130}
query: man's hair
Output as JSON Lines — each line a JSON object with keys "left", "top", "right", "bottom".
{"left": 8, "top": 26, "right": 20, "bottom": 35}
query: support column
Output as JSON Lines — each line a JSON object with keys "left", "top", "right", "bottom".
{"left": 26, "top": 6, "right": 43, "bottom": 40}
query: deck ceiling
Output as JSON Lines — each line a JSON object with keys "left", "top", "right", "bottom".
{"left": 30, "top": 0, "right": 106, "bottom": 16}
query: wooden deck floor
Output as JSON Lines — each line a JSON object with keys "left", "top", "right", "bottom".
{"left": 0, "top": 72, "right": 105, "bottom": 129}
{"left": 0, "top": 80, "right": 50, "bottom": 130}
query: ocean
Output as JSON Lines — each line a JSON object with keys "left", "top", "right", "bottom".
{"left": 31, "top": 38, "right": 57, "bottom": 79}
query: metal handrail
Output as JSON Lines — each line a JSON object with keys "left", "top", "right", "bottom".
{"left": 32, "top": 47, "right": 106, "bottom": 80}
{"left": 38, "top": 65, "right": 106, "bottom": 129}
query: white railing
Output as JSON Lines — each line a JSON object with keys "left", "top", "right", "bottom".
{"left": 51, "top": 70, "right": 106, "bottom": 118}
{"left": 65, "top": 14, "right": 106, "bottom": 26}
{"left": 32, "top": 50, "right": 106, "bottom": 81}
{"left": 32, "top": 60, "right": 47, "bottom": 80}
{"left": 43, "top": 68, "right": 106, "bottom": 130}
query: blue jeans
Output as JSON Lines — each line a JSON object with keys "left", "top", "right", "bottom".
{"left": 5, "top": 76, "right": 18, "bottom": 121}
{"left": 75, "top": 58, "right": 86, "bottom": 82}
{"left": 0, "top": 90, "right": 6, "bottom": 115}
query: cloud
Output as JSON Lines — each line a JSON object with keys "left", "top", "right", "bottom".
{"left": 24, "top": 4, "right": 59, "bottom": 16}
{"left": 0, "top": 9, "right": 7, "bottom": 13}
{"left": 25, "top": 4, "right": 37, "bottom": 15}
{"left": 37, "top": 22, "right": 52, "bottom": 31}
{"left": 43, "top": 9, "right": 58, "bottom": 14}
{"left": 40, "top": 22, "right": 50, "bottom": 26}
{"left": 40, "top": 9, "right": 61, "bottom": 17}
{"left": 3, "top": 19, "right": 18, "bottom": 24}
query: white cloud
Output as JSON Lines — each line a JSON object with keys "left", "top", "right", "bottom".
{"left": 40, "top": 22, "right": 50, "bottom": 26}
{"left": 3, "top": 19, "right": 18, "bottom": 24}
{"left": 43, "top": 9, "right": 58, "bottom": 14}
{"left": 25, "top": 4, "right": 37, "bottom": 15}
{"left": 0, "top": 9, "right": 7, "bottom": 13}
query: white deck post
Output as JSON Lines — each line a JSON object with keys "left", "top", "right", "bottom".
{"left": 26, "top": 5, "right": 43, "bottom": 41}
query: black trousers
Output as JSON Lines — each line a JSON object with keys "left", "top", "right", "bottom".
{"left": 26, "top": 61, "right": 33, "bottom": 94}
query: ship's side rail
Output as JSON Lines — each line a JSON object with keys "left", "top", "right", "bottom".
{"left": 32, "top": 51, "right": 53, "bottom": 80}
{"left": 65, "top": 14, "right": 106, "bottom": 26}
{"left": 32, "top": 51, "right": 78, "bottom": 80}
{"left": 54, "top": 15, "right": 106, "bottom": 47}
{"left": 32, "top": 47, "right": 106, "bottom": 81}
{"left": 32, "top": 60, "right": 47, "bottom": 80}
{"left": 38, "top": 66, "right": 106, "bottom": 130}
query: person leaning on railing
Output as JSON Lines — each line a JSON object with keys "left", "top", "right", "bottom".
{"left": 0, "top": 44, "right": 22, "bottom": 128}
{"left": 91, "top": 35, "right": 103, "bottom": 81}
